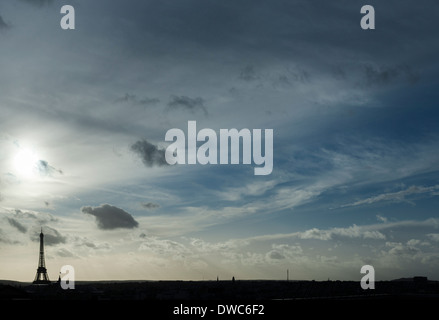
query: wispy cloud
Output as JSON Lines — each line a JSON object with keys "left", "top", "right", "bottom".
{"left": 141, "top": 202, "right": 160, "bottom": 210}
{"left": 167, "top": 95, "right": 208, "bottom": 116}
{"left": 115, "top": 93, "right": 160, "bottom": 106}
{"left": 363, "top": 64, "right": 420, "bottom": 86}
{"left": 237, "top": 218, "right": 439, "bottom": 243}
{"left": 218, "top": 180, "right": 279, "bottom": 201}
{"left": 339, "top": 185, "right": 439, "bottom": 208}
{"left": 248, "top": 224, "right": 387, "bottom": 242}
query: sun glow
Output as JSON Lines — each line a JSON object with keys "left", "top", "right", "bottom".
{"left": 13, "top": 147, "right": 40, "bottom": 179}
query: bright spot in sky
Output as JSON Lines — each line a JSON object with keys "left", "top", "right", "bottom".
{"left": 13, "top": 147, "right": 40, "bottom": 179}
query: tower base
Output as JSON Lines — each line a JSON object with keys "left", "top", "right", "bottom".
{"left": 33, "top": 266, "right": 51, "bottom": 284}
{"left": 32, "top": 280, "right": 51, "bottom": 285}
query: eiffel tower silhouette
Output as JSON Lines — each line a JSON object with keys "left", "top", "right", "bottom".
{"left": 33, "top": 228, "right": 51, "bottom": 284}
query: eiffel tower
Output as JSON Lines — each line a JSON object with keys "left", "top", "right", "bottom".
{"left": 33, "top": 228, "right": 51, "bottom": 284}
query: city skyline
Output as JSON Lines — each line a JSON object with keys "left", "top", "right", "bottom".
{"left": 1, "top": 0, "right": 439, "bottom": 282}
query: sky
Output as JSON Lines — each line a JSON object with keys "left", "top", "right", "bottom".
{"left": 0, "top": 0, "right": 439, "bottom": 282}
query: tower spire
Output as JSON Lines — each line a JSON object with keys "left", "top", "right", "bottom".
{"left": 33, "top": 228, "right": 51, "bottom": 284}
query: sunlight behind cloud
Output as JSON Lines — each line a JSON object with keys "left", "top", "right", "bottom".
{"left": 12, "top": 146, "right": 40, "bottom": 179}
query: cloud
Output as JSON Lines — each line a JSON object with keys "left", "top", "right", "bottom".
{"left": 0, "top": 0, "right": 437, "bottom": 282}
{"left": 30, "top": 226, "right": 66, "bottom": 246}
{"left": 383, "top": 241, "right": 420, "bottom": 258}
{"left": 7, "top": 218, "right": 27, "bottom": 233}
{"left": 82, "top": 204, "right": 139, "bottom": 230}
{"left": 267, "top": 250, "right": 284, "bottom": 260}
{"left": 0, "top": 228, "right": 18, "bottom": 244}
{"left": 295, "top": 225, "right": 386, "bottom": 241}
{"left": 0, "top": 15, "right": 9, "bottom": 30}
{"left": 167, "top": 95, "right": 208, "bottom": 116}
{"left": 71, "top": 235, "right": 112, "bottom": 252}
{"left": 363, "top": 64, "right": 420, "bottom": 86}
{"left": 218, "top": 180, "right": 279, "bottom": 201}
{"left": 138, "top": 236, "right": 212, "bottom": 271}
{"left": 115, "top": 93, "right": 160, "bottom": 106}
{"left": 340, "top": 185, "right": 439, "bottom": 208}
{"left": 237, "top": 64, "right": 311, "bottom": 90}
{"left": 427, "top": 234, "right": 439, "bottom": 242}
{"left": 239, "top": 65, "right": 259, "bottom": 81}
{"left": 55, "top": 248, "right": 76, "bottom": 258}
{"left": 189, "top": 237, "right": 247, "bottom": 253}
{"left": 141, "top": 202, "right": 160, "bottom": 210}
{"left": 37, "top": 160, "right": 63, "bottom": 176}
{"left": 139, "top": 237, "right": 190, "bottom": 257}
{"left": 13, "top": 209, "right": 58, "bottom": 224}
{"left": 131, "top": 139, "right": 168, "bottom": 167}
{"left": 242, "top": 223, "right": 388, "bottom": 243}
{"left": 266, "top": 244, "right": 303, "bottom": 261}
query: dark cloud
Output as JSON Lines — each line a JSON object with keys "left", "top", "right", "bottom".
{"left": 131, "top": 139, "right": 168, "bottom": 167}
{"left": 239, "top": 65, "right": 259, "bottom": 81}
{"left": 81, "top": 204, "right": 139, "bottom": 230}
{"left": 141, "top": 202, "right": 160, "bottom": 210}
{"left": 167, "top": 95, "right": 208, "bottom": 116}
{"left": 31, "top": 226, "right": 66, "bottom": 246}
{"left": 116, "top": 93, "right": 160, "bottom": 106}
{"left": 363, "top": 64, "right": 420, "bottom": 86}
{"left": 0, "top": 15, "right": 9, "bottom": 30}
{"left": 7, "top": 218, "right": 27, "bottom": 233}
{"left": 37, "top": 160, "right": 63, "bottom": 176}
{"left": 274, "top": 74, "right": 291, "bottom": 87}
{"left": 271, "top": 69, "right": 310, "bottom": 88}
{"left": 288, "top": 68, "right": 311, "bottom": 83}
{"left": 239, "top": 65, "right": 311, "bottom": 89}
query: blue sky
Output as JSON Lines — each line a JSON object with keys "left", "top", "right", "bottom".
{"left": 0, "top": 0, "right": 439, "bottom": 282}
